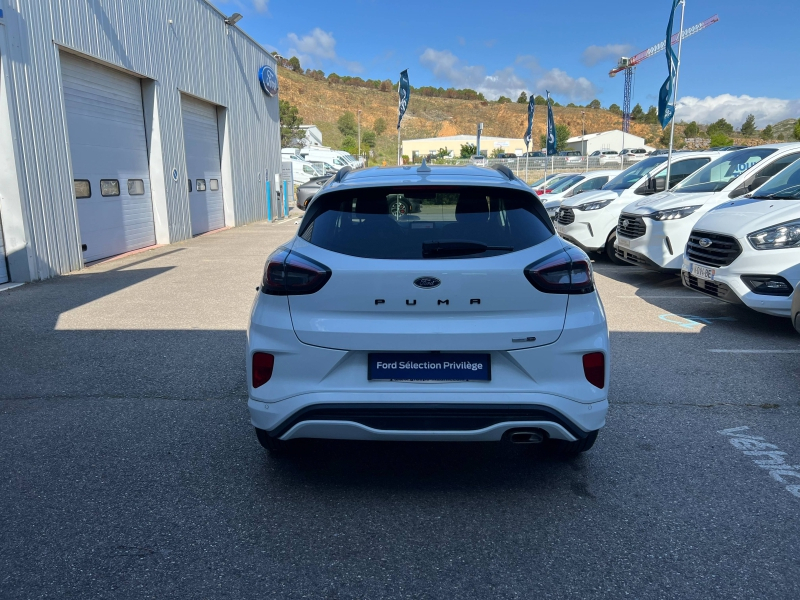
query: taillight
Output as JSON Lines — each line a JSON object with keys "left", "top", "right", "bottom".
{"left": 582, "top": 352, "right": 605, "bottom": 388}
{"left": 524, "top": 248, "right": 594, "bottom": 294}
{"left": 261, "top": 248, "right": 331, "bottom": 295}
{"left": 252, "top": 352, "right": 274, "bottom": 388}
{"left": 544, "top": 188, "right": 553, "bottom": 193}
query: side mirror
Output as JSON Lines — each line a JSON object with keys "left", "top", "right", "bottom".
{"left": 653, "top": 177, "right": 666, "bottom": 192}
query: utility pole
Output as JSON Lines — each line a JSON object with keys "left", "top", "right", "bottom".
{"left": 357, "top": 109, "right": 362, "bottom": 159}
{"left": 476, "top": 122, "right": 483, "bottom": 157}
{"left": 581, "top": 111, "right": 587, "bottom": 172}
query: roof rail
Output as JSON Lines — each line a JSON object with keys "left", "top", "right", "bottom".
{"left": 490, "top": 164, "right": 516, "bottom": 181}
{"left": 332, "top": 165, "right": 352, "bottom": 183}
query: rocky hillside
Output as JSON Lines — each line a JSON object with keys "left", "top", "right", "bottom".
{"left": 278, "top": 67, "right": 667, "bottom": 160}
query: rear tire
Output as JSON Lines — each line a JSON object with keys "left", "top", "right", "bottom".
{"left": 548, "top": 430, "right": 599, "bottom": 457}
{"left": 606, "top": 232, "right": 626, "bottom": 264}
{"left": 255, "top": 427, "right": 286, "bottom": 453}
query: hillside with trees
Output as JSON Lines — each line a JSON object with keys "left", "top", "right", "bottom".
{"left": 275, "top": 60, "right": 800, "bottom": 161}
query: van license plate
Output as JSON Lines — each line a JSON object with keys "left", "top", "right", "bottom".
{"left": 556, "top": 224, "right": 566, "bottom": 235}
{"left": 368, "top": 353, "right": 491, "bottom": 382}
{"left": 686, "top": 262, "right": 715, "bottom": 281}
{"left": 617, "top": 236, "right": 631, "bottom": 249}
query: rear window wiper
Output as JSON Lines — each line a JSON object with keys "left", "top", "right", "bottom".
{"left": 422, "top": 241, "right": 514, "bottom": 258}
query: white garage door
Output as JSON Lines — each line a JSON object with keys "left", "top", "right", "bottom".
{"left": 181, "top": 96, "right": 224, "bottom": 236}
{"left": 61, "top": 53, "right": 156, "bottom": 263}
{"left": 0, "top": 213, "right": 8, "bottom": 284}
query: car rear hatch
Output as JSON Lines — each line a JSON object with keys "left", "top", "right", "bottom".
{"left": 281, "top": 184, "right": 573, "bottom": 352}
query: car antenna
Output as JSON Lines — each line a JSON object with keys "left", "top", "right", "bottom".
{"left": 417, "top": 158, "right": 431, "bottom": 173}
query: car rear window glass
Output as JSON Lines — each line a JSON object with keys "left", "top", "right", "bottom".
{"left": 299, "top": 186, "right": 554, "bottom": 259}
{"left": 675, "top": 148, "right": 777, "bottom": 193}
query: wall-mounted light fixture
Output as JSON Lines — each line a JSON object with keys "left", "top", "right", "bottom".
{"left": 224, "top": 13, "right": 243, "bottom": 26}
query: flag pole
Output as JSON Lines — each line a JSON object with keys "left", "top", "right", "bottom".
{"left": 397, "top": 80, "right": 401, "bottom": 166}
{"left": 665, "top": 0, "right": 686, "bottom": 191}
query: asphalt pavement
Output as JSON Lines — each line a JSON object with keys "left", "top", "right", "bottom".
{"left": 1, "top": 217, "right": 799, "bottom": 599}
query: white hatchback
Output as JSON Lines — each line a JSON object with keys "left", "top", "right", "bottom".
{"left": 247, "top": 165, "right": 609, "bottom": 455}
{"left": 681, "top": 157, "right": 800, "bottom": 317}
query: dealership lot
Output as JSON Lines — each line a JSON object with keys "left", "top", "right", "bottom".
{"left": 1, "top": 219, "right": 799, "bottom": 599}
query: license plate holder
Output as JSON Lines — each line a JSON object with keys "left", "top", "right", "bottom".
{"left": 368, "top": 353, "right": 491, "bottom": 382}
{"left": 617, "top": 236, "right": 631, "bottom": 249}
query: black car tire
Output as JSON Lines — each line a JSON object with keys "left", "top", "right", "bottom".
{"left": 606, "top": 231, "right": 626, "bottom": 265}
{"left": 255, "top": 427, "right": 286, "bottom": 453}
{"left": 548, "top": 430, "right": 599, "bottom": 457}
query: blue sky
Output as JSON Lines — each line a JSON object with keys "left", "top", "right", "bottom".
{"left": 215, "top": 0, "right": 800, "bottom": 126}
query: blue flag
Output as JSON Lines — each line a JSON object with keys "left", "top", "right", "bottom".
{"left": 546, "top": 91, "right": 556, "bottom": 156}
{"left": 523, "top": 94, "right": 535, "bottom": 147}
{"left": 658, "top": 0, "right": 681, "bottom": 128}
{"left": 397, "top": 69, "right": 410, "bottom": 130}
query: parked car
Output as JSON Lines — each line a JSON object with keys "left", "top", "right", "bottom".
{"left": 590, "top": 150, "right": 622, "bottom": 166}
{"left": 620, "top": 148, "right": 649, "bottom": 163}
{"left": 540, "top": 170, "right": 621, "bottom": 221}
{"left": 470, "top": 154, "right": 488, "bottom": 166}
{"left": 616, "top": 144, "right": 800, "bottom": 272}
{"left": 296, "top": 175, "right": 331, "bottom": 210}
{"left": 679, "top": 156, "right": 800, "bottom": 317}
{"left": 531, "top": 173, "right": 580, "bottom": 194}
{"left": 248, "top": 164, "right": 609, "bottom": 455}
{"left": 495, "top": 153, "right": 518, "bottom": 159}
{"left": 558, "top": 151, "right": 584, "bottom": 165}
{"left": 556, "top": 152, "right": 724, "bottom": 262}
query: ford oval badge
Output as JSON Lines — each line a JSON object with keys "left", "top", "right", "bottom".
{"left": 258, "top": 65, "right": 279, "bottom": 96}
{"left": 698, "top": 238, "right": 713, "bottom": 248}
{"left": 414, "top": 276, "right": 441, "bottom": 289}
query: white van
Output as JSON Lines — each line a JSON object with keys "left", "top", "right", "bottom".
{"left": 556, "top": 152, "right": 725, "bottom": 262}
{"left": 286, "top": 157, "right": 323, "bottom": 185}
{"left": 617, "top": 144, "right": 800, "bottom": 272}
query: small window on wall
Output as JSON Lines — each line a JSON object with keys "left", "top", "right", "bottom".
{"left": 188, "top": 179, "right": 192, "bottom": 192}
{"left": 209, "top": 179, "right": 219, "bottom": 191}
{"left": 74, "top": 180, "right": 91, "bottom": 199}
{"left": 100, "top": 180, "right": 120, "bottom": 197}
{"left": 127, "top": 179, "right": 145, "bottom": 195}
{"left": 196, "top": 179, "right": 206, "bottom": 191}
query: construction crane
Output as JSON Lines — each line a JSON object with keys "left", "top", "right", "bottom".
{"left": 610, "top": 14, "right": 719, "bottom": 133}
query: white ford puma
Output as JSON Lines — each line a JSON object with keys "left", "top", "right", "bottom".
{"left": 247, "top": 164, "right": 609, "bottom": 455}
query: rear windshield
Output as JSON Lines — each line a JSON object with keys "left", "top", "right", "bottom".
{"left": 299, "top": 186, "right": 554, "bottom": 259}
{"left": 674, "top": 148, "right": 777, "bottom": 193}
{"left": 603, "top": 156, "right": 667, "bottom": 191}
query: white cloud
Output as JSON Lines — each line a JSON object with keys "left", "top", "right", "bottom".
{"left": 419, "top": 48, "right": 526, "bottom": 99}
{"left": 286, "top": 28, "right": 362, "bottom": 72}
{"left": 677, "top": 94, "right": 800, "bottom": 126}
{"left": 536, "top": 69, "right": 599, "bottom": 103}
{"left": 582, "top": 44, "right": 634, "bottom": 67}
{"left": 252, "top": 0, "right": 269, "bottom": 12}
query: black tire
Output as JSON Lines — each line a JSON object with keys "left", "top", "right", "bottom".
{"left": 255, "top": 427, "right": 286, "bottom": 453}
{"left": 548, "top": 430, "right": 599, "bottom": 457}
{"left": 605, "top": 231, "right": 626, "bottom": 265}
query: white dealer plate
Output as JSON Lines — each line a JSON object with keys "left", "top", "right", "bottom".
{"left": 556, "top": 224, "right": 566, "bottom": 235}
{"left": 617, "top": 236, "right": 631, "bottom": 249}
{"left": 684, "top": 262, "right": 716, "bottom": 281}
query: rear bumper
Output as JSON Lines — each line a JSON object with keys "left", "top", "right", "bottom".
{"left": 249, "top": 396, "right": 608, "bottom": 442}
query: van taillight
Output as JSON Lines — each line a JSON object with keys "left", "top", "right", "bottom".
{"left": 261, "top": 248, "right": 331, "bottom": 295}
{"left": 252, "top": 352, "right": 274, "bottom": 388}
{"left": 524, "top": 248, "right": 594, "bottom": 294}
{"left": 582, "top": 353, "right": 605, "bottom": 388}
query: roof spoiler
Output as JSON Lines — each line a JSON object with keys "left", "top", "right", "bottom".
{"left": 332, "top": 166, "right": 352, "bottom": 183}
{"left": 490, "top": 164, "right": 515, "bottom": 181}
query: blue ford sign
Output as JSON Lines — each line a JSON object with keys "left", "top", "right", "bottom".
{"left": 258, "top": 65, "right": 278, "bottom": 96}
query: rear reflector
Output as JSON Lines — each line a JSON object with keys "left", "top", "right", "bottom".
{"left": 582, "top": 352, "right": 605, "bottom": 389}
{"left": 524, "top": 247, "right": 594, "bottom": 294}
{"left": 252, "top": 352, "right": 275, "bottom": 388}
{"left": 262, "top": 248, "right": 332, "bottom": 295}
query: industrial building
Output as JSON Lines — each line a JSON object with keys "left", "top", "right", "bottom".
{"left": 565, "top": 130, "right": 648, "bottom": 155}
{"left": 401, "top": 135, "right": 528, "bottom": 161}
{"left": 0, "top": 0, "right": 281, "bottom": 284}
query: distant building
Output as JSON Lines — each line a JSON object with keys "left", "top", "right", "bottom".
{"left": 401, "top": 135, "right": 528, "bottom": 161}
{"left": 566, "top": 130, "right": 647, "bottom": 155}
{"left": 299, "top": 125, "right": 323, "bottom": 147}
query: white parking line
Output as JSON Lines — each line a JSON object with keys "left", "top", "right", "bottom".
{"left": 617, "top": 295, "right": 712, "bottom": 299}
{"left": 709, "top": 349, "right": 800, "bottom": 354}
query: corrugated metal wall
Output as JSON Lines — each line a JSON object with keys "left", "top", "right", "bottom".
{"left": 1, "top": 0, "right": 280, "bottom": 279}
